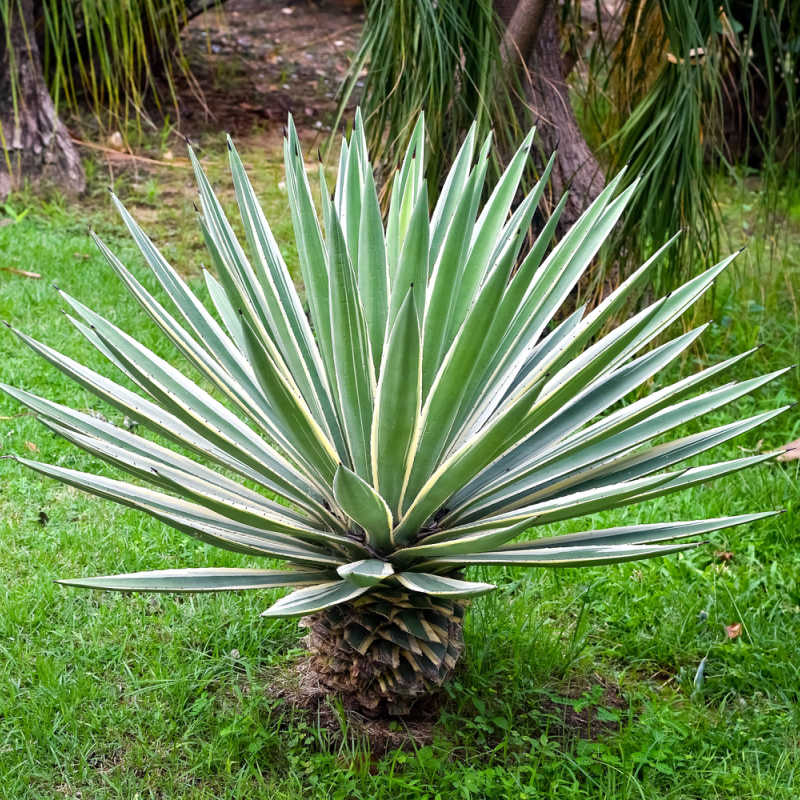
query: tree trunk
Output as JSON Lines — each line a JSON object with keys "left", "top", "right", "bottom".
{"left": 0, "top": 0, "right": 85, "bottom": 200}
{"left": 301, "top": 586, "right": 466, "bottom": 717}
{"left": 497, "top": 0, "right": 604, "bottom": 227}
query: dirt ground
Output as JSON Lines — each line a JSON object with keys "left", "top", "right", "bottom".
{"left": 180, "top": 0, "right": 363, "bottom": 139}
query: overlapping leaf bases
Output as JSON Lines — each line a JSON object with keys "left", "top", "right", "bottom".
{"left": 1, "top": 111, "right": 785, "bottom": 623}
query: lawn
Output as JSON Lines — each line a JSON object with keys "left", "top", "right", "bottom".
{"left": 1, "top": 137, "right": 799, "bottom": 799}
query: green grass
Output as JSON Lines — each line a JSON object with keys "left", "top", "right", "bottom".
{"left": 0, "top": 152, "right": 799, "bottom": 798}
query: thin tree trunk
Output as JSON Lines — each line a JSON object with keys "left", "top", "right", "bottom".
{"left": 497, "top": 0, "right": 604, "bottom": 227}
{"left": 0, "top": 0, "right": 85, "bottom": 199}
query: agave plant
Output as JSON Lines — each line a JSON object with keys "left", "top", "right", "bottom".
{"left": 1, "top": 111, "right": 785, "bottom": 716}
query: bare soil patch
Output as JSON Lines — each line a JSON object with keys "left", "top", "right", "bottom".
{"left": 180, "top": 0, "right": 363, "bottom": 138}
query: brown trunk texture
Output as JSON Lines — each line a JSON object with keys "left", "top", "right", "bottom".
{"left": 0, "top": 0, "right": 85, "bottom": 199}
{"left": 301, "top": 587, "right": 466, "bottom": 717}
{"left": 498, "top": 0, "right": 604, "bottom": 227}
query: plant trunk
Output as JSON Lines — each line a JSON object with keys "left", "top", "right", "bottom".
{"left": 301, "top": 587, "right": 466, "bottom": 717}
{"left": 497, "top": 0, "right": 604, "bottom": 227}
{"left": 0, "top": 0, "right": 85, "bottom": 200}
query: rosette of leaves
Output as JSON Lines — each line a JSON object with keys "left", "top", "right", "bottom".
{"left": 1, "top": 111, "right": 785, "bottom": 715}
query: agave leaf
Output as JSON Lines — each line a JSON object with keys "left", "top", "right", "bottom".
{"left": 58, "top": 568, "right": 330, "bottom": 592}
{"left": 371, "top": 289, "right": 421, "bottom": 520}
{"left": 4, "top": 326, "right": 325, "bottom": 516}
{"left": 337, "top": 558, "right": 395, "bottom": 587}
{"left": 516, "top": 377, "right": 789, "bottom": 504}
{"left": 340, "top": 124, "right": 364, "bottom": 266}
{"left": 499, "top": 511, "right": 778, "bottom": 551}
{"left": 62, "top": 291, "right": 339, "bottom": 496}
{"left": 357, "top": 166, "right": 389, "bottom": 370}
{"left": 333, "top": 464, "right": 393, "bottom": 552}
{"left": 327, "top": 207, "right": 375, "bottom": 479}
{"left": 14, "top": 456, "right": 343, "bottom": 567}
{"left": 419, "top": 541, "right": 702, "bottom": 569}
{"left": 194, "top": 147, "right": 341, "bottom": 469}
{"left": 388, "top": 181, "right": 429, "bottom": 330}
{"left": 202, "top": 268, "right": 251, "bottom": 355}
{"left": 386, "top": 113, "right": 427, "bottom": 278}
{"left": 92, "top": 227, "right": 264, "bottom": 423}
{"left": 564, "top": 232, "right": 683, "bottom": 348}
{"left": 431, "top": 472, "right": 679, "bottom": 540}
{"left": 236, "top": 310, "right": 339, "bottom": 487}
{"left": 454, "top": 300, "right": 587, "bottom": 447}
{"left": 227, "top": 138, "right": 346, "bottom": 456}
{"left": 493, "top": 170, "right": 631, "bottom": 359}
{"left": 334, "top": 136, "right": 350, "bottom": 219}
{"left": 464, "top": 320, "right": 705, "bottom": 489}
{"left": 608, "top": 252, "right": 741, "bottom": 367}
{"left": 339, "top": 113, "right": 368, "bottom": 266}
{"left": 422, "top": 137, "right": 490, "bottom": 393}
{"left": 0, "top": 383, "right": 304, "bottom": 515}
{"left": 41, "top": 419, "right": 362, "bottom": 554}
{"left": 5, "top": 387, "right": 312, "bottom": 527}
{"left": 449, "top": 336, "right": 776, "bottom": 523}
{"left": 190, "top": 148, "right": 284, "bottom": 356}
{"left": 261, "top": 580, "right": 368, "bottom": 616}
{"left": 617, "top": 453, "right": 780, "bottom": 505}
{"left": 391, "top": 519, "right": 534, "bottom": 566}
{"left": 458, "top": 179, "right": 631, "bottom": 427}
{"left": 283, "top": 117, "right": 332, "bottom": 369}
{"left": 491, "top": 188, "right": 568, "bottom": 337}
{"left": 566, "top": 406, "right": 788, "bottom": 495}
{"left": 428, "top": 120, "right": 476, "bottom": 265}
{"left": 493, "top": 186, "right": 645, "bottom": 407}
{"left": 403, "top": 225, "right": 520, "bottom": 503}
{"left": 452, "top": 190, "right": 570, "bottom": 429}
{"left": 538, "top": 348, "right": 761, "bottom": 464}
{"left": 447, "top": 127, "right": 536, "bottom": 338}
{"left": 394, "top": 572, "right": 495, "bottom": 598}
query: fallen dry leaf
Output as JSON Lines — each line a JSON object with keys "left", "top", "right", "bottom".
{"left": 725, "top": 622, "right": 742, "bottom": 639}
{"left": 107, "top": 130, "right": 124, "bottom": 150}
{"left": 0, "top": 266, "right": 41, "bottom": 279}
{"left": 778, "top": 438, "right": 800, "bottom": 462}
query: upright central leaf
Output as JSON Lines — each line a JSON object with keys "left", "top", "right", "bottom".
{"left": 327, "top": 208, "right": 375, "bottom": 480}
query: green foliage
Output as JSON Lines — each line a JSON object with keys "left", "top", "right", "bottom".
{"left": 0, "top": 112, "right": 786, "bottom": 624}
{"left": 580, "top": 0, "right": 800, "bottom": 292}
{"left": 1, "top": 0, "right": 206, "bottom": 136}
{"left": 333, "top": 0, "right": 531, "bottom": 197}
{"left": 346, "top": 0, "right": 799, "bottom": 296}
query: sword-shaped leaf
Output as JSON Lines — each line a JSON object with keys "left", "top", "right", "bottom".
{"left": 419, "top": 542, "right": 702, "bottom": 570}
{"left": 327, "top": 207, "right": 375, "bottom": 479}
{"left": 497, "top": 511, "right": 778, "bottom": 551}
{"left": 371, "top": 289, "right": 421, "bottom": 520}
{"left": 333, "top": 464, "right": 393, "bottom": 552}
{"left": 394, "top": 573, "right": 495, "bottom": 598}
{"left": 59, "top": 568, "right": 329, "bottom": 593}
{"left": 261, "top": 580, "right": 368, "bottom": 617}
{"left": 228, "top": 138, "right": 346, "bottom": 457}
{"left": 357, "top": 166, "right": 389, "bottom": 369}
{"left": 337, "top": 559, "right": 395, "bottom": 587}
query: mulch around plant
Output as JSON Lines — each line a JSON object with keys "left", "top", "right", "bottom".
{"left": 267, "top": 656, "right": 630, "bottom": 756}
